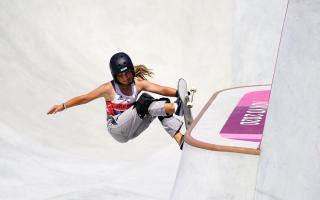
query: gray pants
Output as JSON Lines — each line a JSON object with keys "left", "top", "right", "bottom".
{"left": 107, "top": 101, "right": 183, "bottom": 143}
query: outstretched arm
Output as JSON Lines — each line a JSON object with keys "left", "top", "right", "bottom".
{"left": 47, "top": 83, "right": 109, "bottom": 115}
{"left": 138, "top": 80, "right": 177, "bottom": 97}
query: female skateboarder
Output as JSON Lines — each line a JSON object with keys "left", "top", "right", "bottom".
{"left": 47, "top": 52, "right": 184, "bottom": 149}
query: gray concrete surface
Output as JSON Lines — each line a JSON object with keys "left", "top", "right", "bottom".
{"left": 171, "top": 144, "right": 259, "bottom": 199}
{"left": 255, "top": 0, "right": 320, "bottom": 199}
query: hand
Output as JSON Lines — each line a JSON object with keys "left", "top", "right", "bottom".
{"left": 47, "top": 104, "right": 64, "bottom": 115}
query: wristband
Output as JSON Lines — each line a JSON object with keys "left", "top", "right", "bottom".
{"left": 62, "top": 103, "right": 67, "bottom": 110}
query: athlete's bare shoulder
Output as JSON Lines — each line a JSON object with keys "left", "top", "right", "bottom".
{"left": 135, "top": 78, "right": 150, "bottom": 92}
{"left": 100, "top": 81, "right": 115, "bottom": 101}
{"left": 103, "top": 81, "right": 113, "bottom": 89}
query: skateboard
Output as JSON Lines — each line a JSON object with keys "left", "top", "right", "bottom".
{"left": 177, "top": 78, "right": 196, "bottom": 130}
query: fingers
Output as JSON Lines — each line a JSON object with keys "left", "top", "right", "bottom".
{"left": 47, "top": 105, "right": 62, "bottom": 115}
{"left": 47, "top": 106, "right": 56, "bottom": 115}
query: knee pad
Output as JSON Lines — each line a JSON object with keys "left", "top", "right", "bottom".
{"left": 134, "top": 93, "right": 155, "bottom": 118}
{"left": 157, "top": 97, "right": 170, "bottom": 103}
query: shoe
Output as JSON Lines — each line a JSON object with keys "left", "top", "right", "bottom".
{"left": 175, "top": 97, "right": 184, "bottom": 116}
{"left": 179, "top": 135, "right": 185, "bottom": 150}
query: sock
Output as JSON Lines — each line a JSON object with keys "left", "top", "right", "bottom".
{"left": 174, "top": 102, "right": 178, "bottom": 113}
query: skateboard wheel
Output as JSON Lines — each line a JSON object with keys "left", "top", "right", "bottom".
{"left": 190, "top": 87, "right": 197, "bottom": 92}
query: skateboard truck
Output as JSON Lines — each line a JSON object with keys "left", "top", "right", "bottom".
{"left": 186, "top": 87, "right": 197, "bottom": 108}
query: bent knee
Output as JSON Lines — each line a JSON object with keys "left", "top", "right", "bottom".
{"left": 117, "top": 138, "right": 129, "bottom": 143}
{"left": 134, "top": 93, "right": 155, "bottom": 118}
{"left": 108, "top": 132, "right": 129, "bottom": 143}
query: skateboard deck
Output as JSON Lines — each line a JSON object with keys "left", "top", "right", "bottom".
{"left": 177, "top": 78, "right": 194, "bottom": 129}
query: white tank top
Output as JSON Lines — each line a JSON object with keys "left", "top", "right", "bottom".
{"left": 106, "top": 81, "right": 138, "bottom": 116}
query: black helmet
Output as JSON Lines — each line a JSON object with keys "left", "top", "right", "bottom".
{"left": 109, "top": 52, "right": 135, "bottom": 83}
